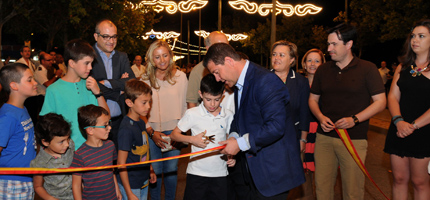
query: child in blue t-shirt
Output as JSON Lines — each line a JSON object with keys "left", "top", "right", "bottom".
{"left": 39, "top": 39, "right": 109, "bottom": 150}
{"left": 117, "top": 79, "right": 156, "bottom": 200}
{"left": 0, "top": 63, "right": 38, "bottom": 199}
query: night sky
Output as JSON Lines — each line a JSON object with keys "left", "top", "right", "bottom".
{"left": 155, "top": 0, "right": 402, "bottom": 66}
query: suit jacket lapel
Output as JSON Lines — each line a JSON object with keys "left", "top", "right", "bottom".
{"left": 92, "top": 44, "right": 107, "bottom": 79}
{"left": 112, "top": 53, "right": 120, "bottom": 79}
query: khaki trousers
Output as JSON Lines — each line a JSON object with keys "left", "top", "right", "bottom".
{"left": 314, "top": 133, "right": 367, "bottom": 200}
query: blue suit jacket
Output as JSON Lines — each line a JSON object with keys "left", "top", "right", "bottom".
{"left": 231, "top": 62, "right": 305, "bottom": 197}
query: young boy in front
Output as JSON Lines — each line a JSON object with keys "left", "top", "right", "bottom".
{"left": 40, "top": 39, "right": 109, "bottom": 150}
{"left": 71, "top": 105, "right": 121, "bottom": 200}
{"left": 0, "top": 63, "right": 37, "bottom": 199}
{"left": 117, "top": 79, "right": 156, "bottom": 200}
{"left": 170, "top": 74, "right": 235, "bottom": 200}
{"left": 30, "top": 113, "right": 74, "bottom": 200}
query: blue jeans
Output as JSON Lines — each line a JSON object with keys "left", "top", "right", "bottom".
{"left": 149, "top": 130, "right": 180, "bottom": 200}
{"left": 119, "top": 180, "right": 149, "bottom": 200}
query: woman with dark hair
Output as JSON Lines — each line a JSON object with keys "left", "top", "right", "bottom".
{"left": 384, "top": 19, "right": 430, "bottom": 200}
{"left": 141, "top": 40, "right": 188, "bottom": 200}
{"left": 271, "top": 40, "right": 310, "bottom": 152}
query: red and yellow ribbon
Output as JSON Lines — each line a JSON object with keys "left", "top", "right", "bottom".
{"left": 0, "top": 146, "right": 225, "bottom": 175}
{"left": 335, "top": 128, "right": 390, "bottom": 200}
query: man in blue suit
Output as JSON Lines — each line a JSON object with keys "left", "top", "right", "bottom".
{"left": 203, "top": 43, "right": 305, "bottom": 199}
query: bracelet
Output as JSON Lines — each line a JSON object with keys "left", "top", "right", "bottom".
{"left": 299, "top": 138, "right": 307, "bottom": 143}
{"left": 392, "top": 115, "right": 402, "bottom": 121}
{"left": 148, "top": 129, "right": 155, "bottom": 138}
{"left": 411, "top": 121, "right": 419, "bottom": 129}
{"left": 393, "top": 117, "right": 404, "bottom": 125}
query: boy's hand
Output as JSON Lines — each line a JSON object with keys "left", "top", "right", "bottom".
{"left": 227, "top": 155, "right": 236, "bottom": 167}
{"left": 152, "top": 131, "right": 168, "bottom": 148}
{"left": 121, "top": 72, "right": 129, "bottom": 79}
{"left": 86, "top": 76, "right": 101, "bottom": 95}
{"left": 127, "top": 193, "right": 138, "bottom": 200}
{"left": 116, "top": 189, "right": 122, "bottom": 200}
{"left": 150, "top": 172, "right": 157, "bottom": 184}
{"left": 55, "top": 69, "right": 63, "bottom": 77}
{"left": 191, "top": 131, "right": 208, "bottom": 148}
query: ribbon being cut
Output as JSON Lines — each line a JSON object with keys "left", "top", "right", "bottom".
{"left": 0, "top": 145, "right": 225, "bottom": 175}
{"left": 335, "top": 128, "right": 390, "bottom": 200}
{"left": 1, "top": 130, "right": 390, "bottom": 199}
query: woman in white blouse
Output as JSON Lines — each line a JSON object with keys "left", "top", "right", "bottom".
{"left": 141, "top": 40, "right": 188, "bottom": 200}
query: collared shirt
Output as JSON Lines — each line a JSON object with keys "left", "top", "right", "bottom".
{"left": 16, "top": 57, "right": 36, "bottom": 72}
{"left": 233, "top": 60, "right": 251, "bottom": 151}
{"left": 235, "top": 60, "right": 250, "bottom": 109}
{"left": 177, "top": 103, "right": 234, "bottom": 177}
{"left": 30, "top": 140, "right": 75, "bottom": 200}
{"left": 94, "top": 44, "right": 121, "bottom": 117}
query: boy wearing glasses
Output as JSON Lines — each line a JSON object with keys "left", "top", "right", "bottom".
{"left": 39, "top": 39, "right": 109, "bottom": 150}
{"left": 72, "top": 104, "right": 121, "bottom": 200}
{"left": 30, "top": 113, "right": 74, "bottom": 200}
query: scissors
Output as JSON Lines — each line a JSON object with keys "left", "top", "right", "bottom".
{"left": 203, "top": 135, "right": 215, "bottom": 143}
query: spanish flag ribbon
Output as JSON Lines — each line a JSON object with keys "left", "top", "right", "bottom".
{"left": 0, "top": 145, "right": 225, "bottom": 175}
{"left": 335, "top": 128, "right": 390, "bottom": 200}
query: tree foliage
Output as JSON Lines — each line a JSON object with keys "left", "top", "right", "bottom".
{"left": 5, "top": 0, "right": 159, "bottom": 57}
{"left": 0, "top": 0, "right": 35, "bottom": 57}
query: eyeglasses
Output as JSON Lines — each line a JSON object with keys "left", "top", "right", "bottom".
{"left": 96, "top": 33, "right": 118, "bottom": 41}
{"left": 84, "top": 120, "right": 112, "bottom": 130}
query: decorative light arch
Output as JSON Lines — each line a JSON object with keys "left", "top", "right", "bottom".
{"left": 194, "top": 30, "right": 248, "bottom": 41}
{"left": 228, "top": 0, "right": 322, "bottom": 17}
{"left": 141, "top": 29, "right": 181, "bottom": 40}
{"left": 129, "top": 0, "right": 208, "bottom": 14}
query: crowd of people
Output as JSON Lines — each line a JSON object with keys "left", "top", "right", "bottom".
{"left": 0, "top": 18, "right": 430, "bottom": 200}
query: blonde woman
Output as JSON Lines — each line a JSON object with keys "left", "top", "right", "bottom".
{"left": 141, "top": 40, "right": 187, "bottom": 200}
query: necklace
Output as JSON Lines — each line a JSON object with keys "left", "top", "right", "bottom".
{"left": 410, "top": 64, "right": 429, "bottom": 77}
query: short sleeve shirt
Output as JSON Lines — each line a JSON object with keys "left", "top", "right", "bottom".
{"left": 40, "top": 79, "right": 98, "bottom": 150}
{"left": 178, "top": 104, "right": 234, "bottom": 177}
{"left": 71, "top": 140, "right": 117, "bottom": 200}
{"left": 0, "top": 104, "right": 36, "bottom": 182}
{"left": 30, "top": 140, "right": 75, "bottom": 199}
{"left": 310, "top": 57, "right": 385, "bottom": 139}
{"left": 117, "top": 116, "right": 150, "bottom": 189}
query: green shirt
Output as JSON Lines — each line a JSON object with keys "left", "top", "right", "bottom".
{"left": 40, "top": 79, "right": 98, "bottom": 149}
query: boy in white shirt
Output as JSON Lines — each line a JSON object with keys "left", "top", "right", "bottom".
{"left": 170, "top": 74, "right": 235, "bottom": 200}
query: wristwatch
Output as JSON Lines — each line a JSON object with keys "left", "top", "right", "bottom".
{"left": 94, "top": 91, "right": 103, "bottom": 98}
{"left": 352, "top": 115, "right": 359, "bottom": 125}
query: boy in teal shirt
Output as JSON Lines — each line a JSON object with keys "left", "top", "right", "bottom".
{"left": 40, "top": 39, "right": 109, "bottom": 149}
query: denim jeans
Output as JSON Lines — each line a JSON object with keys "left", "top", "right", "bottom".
{"left": 119, "top": 180, "right": 149, "bottom": 200}
{"left": 149, "top": 130, "right": 180, "bottom": 200}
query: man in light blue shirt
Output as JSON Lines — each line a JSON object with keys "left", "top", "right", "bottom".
{"left": 91, "top": 19, "right": 135, "bottom": 147}
{"left": 203, "top": 43, "right": 304, "bottom": 199}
